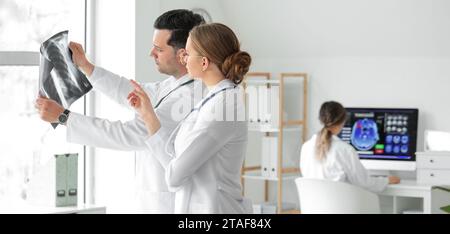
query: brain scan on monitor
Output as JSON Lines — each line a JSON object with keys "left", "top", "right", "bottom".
{"left": 351, "top": 118, "right": 380, "bottom": 151}
{"left": 338, "top": 108, "right": 418, "bottom": 162}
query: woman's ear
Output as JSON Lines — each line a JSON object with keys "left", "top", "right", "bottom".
{"left": 201, "top": 57, "right": 209, "bottom": 72}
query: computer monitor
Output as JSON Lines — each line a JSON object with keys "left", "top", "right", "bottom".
{"left": 338, "top": 108, "right": 419, "bottom": 171}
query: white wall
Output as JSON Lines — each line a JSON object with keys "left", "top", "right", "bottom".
{"left": 136, "top": 0, "right": 450, "bottom": 143}
{"left": 135, "top": 0, "right": 161, "bottom": 83}
{"left": 220, "top": 0, "right": 450, "bottom": 141}
{"left": 134, "top": 0, "right": 450, "bottom": 210}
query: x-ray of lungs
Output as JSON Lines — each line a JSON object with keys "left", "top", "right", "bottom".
{"left": 39, "top": 30, "right": 92, "bottom": 128}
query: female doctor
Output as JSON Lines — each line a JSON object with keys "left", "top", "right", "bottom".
{"left": 127, "top": 23, "right": 252, "bottom": 213}
{"left": 300, "top": 101, "right": 400, "bottom": 193}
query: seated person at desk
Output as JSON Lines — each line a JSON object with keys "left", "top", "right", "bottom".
{"left": 300, "top": 101, "right": 400, "bottom": 193}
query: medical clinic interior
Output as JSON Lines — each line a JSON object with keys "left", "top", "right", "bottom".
{"left": 1, "top": 0, "right": 450, "bottom": 215}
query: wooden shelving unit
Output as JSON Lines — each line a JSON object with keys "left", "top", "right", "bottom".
{"left": 241, "top": 72, "right": 308, "bottom": 214}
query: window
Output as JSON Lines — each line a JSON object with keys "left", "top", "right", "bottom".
{"left": 0, "top": 0, "right": 86, "bottom": 204}
{"left": 0, "top": 0, "right": 85, "bottom": 51}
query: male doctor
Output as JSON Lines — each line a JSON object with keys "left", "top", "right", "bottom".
{"left": 35, "top": 9, "right": 205, "bottom": 213}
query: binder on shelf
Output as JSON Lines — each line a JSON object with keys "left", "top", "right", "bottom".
{"left": 269, "top": 86, "right": 280, "bottom": 128}
{"left": 247, "top": 84, "right": 280, "bottom": 130}
{"left": 261, "top": 136, "right": 271, "bottom": 178}
{"left": 66, "top": 153, "right": 78, "bottom": 206}
{"left": 55, "top": 154, "right": 67, "bottom": 207}
{"left": 255, "top": 202, "right": 297, "bottom": 214}
{"left": 252, "top": 204, "right": 262, "bottom": 214}
{"left": 269, "top": 136, "right": 279, "bottom": 178}
{"left": 258, "top": 86, "right": 269, "bottom": 124}
{"left": 248, "top": 86, "right": 259, "bottom": 123}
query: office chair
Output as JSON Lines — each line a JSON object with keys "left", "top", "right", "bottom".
{"left": 295, "top": 177, "right": 380, "bottom": 214}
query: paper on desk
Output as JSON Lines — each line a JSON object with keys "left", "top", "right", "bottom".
{"left": 39, "top": 30, "right": 92, "bottom": 128}
{"left": 425, "top": 130, "right": 450, "bottom": 151}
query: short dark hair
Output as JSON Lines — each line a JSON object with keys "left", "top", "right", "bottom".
{"left": 154, "top": 9, "right": 205, "bottom": 50}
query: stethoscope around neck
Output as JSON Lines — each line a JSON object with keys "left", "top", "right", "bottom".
{"left": 164, "top": 85, "right": 237, "bottom": 156}
{"left": 183, "top": 85, "right": 237, "bottom": 121}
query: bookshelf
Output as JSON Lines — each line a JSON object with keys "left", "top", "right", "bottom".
{"left": 241, "top": 72, "right": 308, "bottom": 214}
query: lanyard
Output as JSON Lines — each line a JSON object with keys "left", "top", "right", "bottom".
{"left": 153, "top": 79, "right": 195, "bottom": 109}
{"left": 183, "top": 85, "right": 237, "bottom": 120}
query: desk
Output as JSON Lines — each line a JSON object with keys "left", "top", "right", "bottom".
{"left": 0, "top": 202, "right": 106, "bottom": 214}
{"left": 378, "top": 180, "right": 450, "bottom": 214}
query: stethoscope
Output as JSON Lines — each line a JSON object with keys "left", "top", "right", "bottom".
{"left": 183, "top": 85, "right": 237, "bottom": 120}
{"left": 164, "top": 84, "right": 237, "bottom": 156}
{"left": 153, "top": 79, "right": 195, "bottom": 109}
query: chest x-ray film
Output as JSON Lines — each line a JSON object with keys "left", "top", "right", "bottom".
{"left": 39, "top": 30, "right": 92, "bottom": 128}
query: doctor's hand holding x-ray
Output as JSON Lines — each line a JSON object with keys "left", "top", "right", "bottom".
{"left": 69, "top": 42, "right": 95, "bottom": 77}
{"left": 35, "top": 42, "right": 93, "bottom": 123}
{"left": 35, "top": 96, "right": 65, "bottom": 123}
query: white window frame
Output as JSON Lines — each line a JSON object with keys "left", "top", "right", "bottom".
{"left": 0, "top": 0, "right": 92, "bottom": 205}
{"left": 0, "top": 52, "right": 39, "bottom": 66}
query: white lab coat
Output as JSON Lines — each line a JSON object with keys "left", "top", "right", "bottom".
{"left": 66, "top": 66, "right": 203, "bottom": 213}
{"left": 300, "top": 134, "right": 388, "bottom": 193}
{"left": 144, "top": 79, "right": 252, "bottom": 214}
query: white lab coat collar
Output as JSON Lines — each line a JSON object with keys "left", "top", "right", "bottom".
{"left": 170, "top": 74, "right": 192, "bottom": 89}
{"left": 158, "top": 74, "right": 194, "bottom": 102}
{"left": 205, "top": 79, "right": 235, "bottom": 97}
